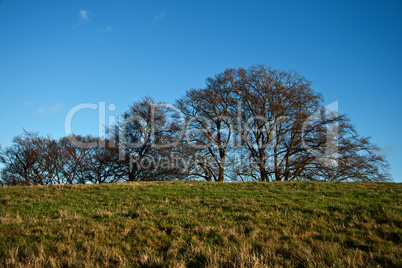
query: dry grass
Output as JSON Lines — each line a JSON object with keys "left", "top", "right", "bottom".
{"left": 0, "top": 181, "right": 401, "bottom": 267}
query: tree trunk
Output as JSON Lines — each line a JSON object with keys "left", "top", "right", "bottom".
{"left": 128, "top": 166, "right": 137, "bottom": 181}
{"left": 217, "top": 148, "right": 226, "bottom": 182}
{"left": 260, "top": 169, "right": 269, "bottom": 182}
{"left": 275, "top": 170, "right": 281, "bottom": 181}
{"left": 217, "top": 164, "right": 225, "bottom": 182}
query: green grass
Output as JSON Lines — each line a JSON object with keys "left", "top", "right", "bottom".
{"left": 0, "top": 181, "right": 401, "bottom": 267}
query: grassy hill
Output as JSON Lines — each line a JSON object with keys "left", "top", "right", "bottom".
{"left": 0, "top": 181, "right": 401, "bottom": 267}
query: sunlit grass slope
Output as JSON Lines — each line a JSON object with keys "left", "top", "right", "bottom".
{"left": 0, "top": 181, "right": 401, "bottom": 267}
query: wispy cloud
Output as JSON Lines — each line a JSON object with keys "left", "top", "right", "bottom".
{"left": 79, "top": 9, "right": 88, "bottom": 21}
{"left": 37, "top": 103, "right": 64, "bottom": 115}
{"left": 153, "top": 11, "right": 165, "bottom": 21}
{"left": 49, "top": 103, "right": 63, "bottom": 112}
{"left": 37, "top": 107, "right": 46, "bottom": 115}
{"left": 74, "top": 9, "right": 90, "bottom": 28}
{"left": 99, "top": 25, "right": 113, "bottom": 32}
{"left": 381, "top": 145, "right": 395, "bottom": 157}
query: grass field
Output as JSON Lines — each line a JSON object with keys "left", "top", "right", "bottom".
{"left": 0, "top": 181, "right": 401, "bottom": 267}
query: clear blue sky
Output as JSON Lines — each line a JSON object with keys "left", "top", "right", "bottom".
{"left": 0, "top": 0, "right": 401, "bottom": 181}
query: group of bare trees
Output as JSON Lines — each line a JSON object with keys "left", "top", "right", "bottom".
{"left": 0, "top": 132, "right": 124, "bottom": 186}
{"left": 0, "top": 65, "right": 391, "bottom": 186}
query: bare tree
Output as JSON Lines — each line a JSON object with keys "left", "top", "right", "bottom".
{"left": 78, "top": 138, "right": 126, "bottom": 184}
{"left": 115, "top": 96, "right": 181, "bottom": 181}
{"left": 299, "top": 118, "right": 391, "bottom": 182}
{"left": 195, "top": 65, "right": 392, "bottom": 182}
{"left": 227, "top": 65, "right": 322, "bottom": 181}
{"left": 0, "top": 131, "right": 47, "bottom": 185}
{"left": 175, "top": 70, "right": 237, "bottom": 182}
{"left": 58, "top": 135, "right": 96, "bottom": 184}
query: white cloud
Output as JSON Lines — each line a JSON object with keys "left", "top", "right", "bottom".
{"left": 37, "top": 107, "right": 46, "bottom": 115}
{"left": 79, "top": 9, "right": 88, "bottom": 21}
{"left": 37, "top": 103, "right": 63, "bottom": 115}
{"left": 74, "top": 10, "right": 90, "bottom": 28}
{"left": 153, "top": 12, "right": 165, "bottom": 20}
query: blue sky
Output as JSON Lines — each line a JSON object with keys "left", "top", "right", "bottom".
{"left": 0, "top": 0, "right": 401, "bottom": 182}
